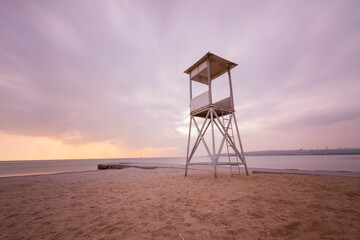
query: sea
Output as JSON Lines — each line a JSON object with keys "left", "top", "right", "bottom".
{"left": 0, "top": 155, "right": 360, "bottom": 178}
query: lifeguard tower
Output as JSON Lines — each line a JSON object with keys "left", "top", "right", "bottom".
{"left": 184, "top": 52, "right": 249, "bottom": 178}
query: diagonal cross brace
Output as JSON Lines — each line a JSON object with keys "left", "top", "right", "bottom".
{"left": 188, "top": 121, "right": 211, "bottom": 163}
{"left": 212, "top": 111, "right": 246, "bottom": 163}
{"left": 192, "top": 113, "right": 215, "bottom": 163}
{"left": 187, "top": 109, "right": 214, "bottom": 163}
{"left": 212, "top": 110, "right": 233, "bottom": 164}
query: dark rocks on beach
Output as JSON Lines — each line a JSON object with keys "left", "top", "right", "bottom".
{"left": 97, "top": 163, "right": 156, "bottom": 170}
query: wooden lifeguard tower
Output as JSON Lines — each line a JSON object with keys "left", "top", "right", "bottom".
{"left": 184, "top": 52, "right": 249, "bottom": 178}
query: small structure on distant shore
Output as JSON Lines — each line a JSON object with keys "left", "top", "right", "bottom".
{"left": 184, "top": 52, "right": 249, "bottom": 178}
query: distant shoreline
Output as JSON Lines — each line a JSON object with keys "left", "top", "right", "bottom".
{"left": 245, "top": 152, "right": 360, "bottom": 156}
{"left": 244, "top": 148, "right": 360, "bottom": 156}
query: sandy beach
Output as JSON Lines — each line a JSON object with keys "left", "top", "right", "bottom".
{"left": 0, "top": 168, "right": 359, "bottom": 240}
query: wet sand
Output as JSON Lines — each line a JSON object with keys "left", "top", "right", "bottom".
{"left": 0, "top": 168, "right": 359, "bottom": 239}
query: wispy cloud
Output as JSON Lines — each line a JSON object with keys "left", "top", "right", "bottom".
{"left": 0, "top": 0, "right": 359, "bottom": 159}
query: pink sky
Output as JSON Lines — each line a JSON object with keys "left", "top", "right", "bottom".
{"left": 0, "top": 0, "right": 359, "bottom": 160}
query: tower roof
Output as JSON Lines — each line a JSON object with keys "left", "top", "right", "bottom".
{"left": 184, "top": 52, "right": 238, "bottom": 85}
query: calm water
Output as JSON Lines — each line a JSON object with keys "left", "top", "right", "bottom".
{"left": 0, "top": 155, "right": 359, "bottom": 177}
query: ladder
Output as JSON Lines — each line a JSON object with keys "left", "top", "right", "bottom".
{"left": 222, "top": 113, "right": 241, "bottom": 176}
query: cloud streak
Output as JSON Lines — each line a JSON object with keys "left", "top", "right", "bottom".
{"left": 0, "top": 0, "right": 359, "bottom": 159}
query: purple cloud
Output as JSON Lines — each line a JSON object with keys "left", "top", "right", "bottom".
{"left": 0, "top": 0, "right": 359, "bottom": 155}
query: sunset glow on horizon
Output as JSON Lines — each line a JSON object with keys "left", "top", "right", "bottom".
{"left": 0, "top": 0, "right": 359, "bottom": 160}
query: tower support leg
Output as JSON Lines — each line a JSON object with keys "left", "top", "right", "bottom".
{"left": 233, "top": 112, "right": 249, "bottom": 176}
{"left": 185, "top": 116, "right": 192, "bottom": 176}
{"left": 210, "top": 108, "right": 217, "bottom": 178}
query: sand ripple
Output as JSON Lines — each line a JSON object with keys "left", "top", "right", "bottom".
{"left": 0, "top": 168, "right": 359, "bottom": 239}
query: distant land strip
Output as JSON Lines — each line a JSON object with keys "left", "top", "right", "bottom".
{"left": 244, "top": 148, "right": 360, "bottom": 156}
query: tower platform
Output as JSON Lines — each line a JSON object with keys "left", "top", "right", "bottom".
{"left": 191, "top": 104, "right": 233, "bottom": 118}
